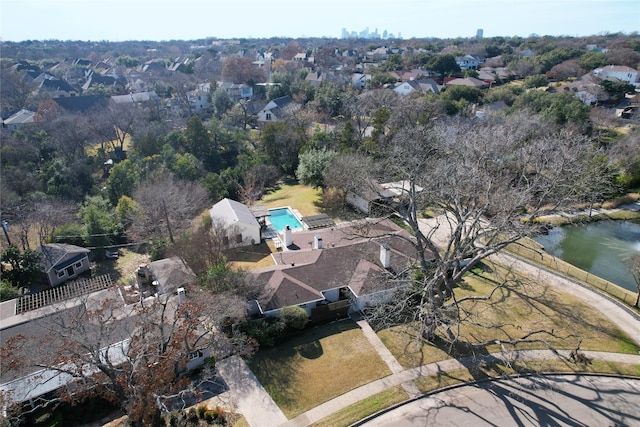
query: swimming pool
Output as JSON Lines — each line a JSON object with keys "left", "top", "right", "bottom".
{"left": 268, "top": 207, "right": 304, "bottom": 233}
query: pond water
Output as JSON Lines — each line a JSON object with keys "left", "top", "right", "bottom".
{"left": 532, "top": 220, "right": 640, "bottom": 292}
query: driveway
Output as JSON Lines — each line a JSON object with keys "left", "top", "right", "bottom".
{"left": 360, "top": 375, "right": 640, "bottom": 426}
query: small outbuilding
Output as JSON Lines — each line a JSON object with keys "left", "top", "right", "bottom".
{"left": 36, "top": 243, "right": 91, "bottom": 287}
{"left": 209, "top": 198, "right": 261, "bottom": 247}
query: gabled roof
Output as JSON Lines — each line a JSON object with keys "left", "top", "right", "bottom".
{"left": 305, "top": 71, "right": 324, "bottom": 82}
{"left": 138, "top": 60, "right": 167, "bottom": 73}
{"left": 209, "top": 198, "right": 260, "bottom": 229}
{"left": 270, "top": 95, "right": 293, "bottom": 108}
{"left": 415, "top": 78, "right": 440, "bottom": 93}
{"left": 446, "top": 77, "right": 488, "bottom": 88}
{"left": 148, "top": 256, "right": 196, "bottom": 295}
{"left": 82, "top": 73, "right": 122, "bottom": 91}
{"left": 36, "top": 243, "right": 90, "bottom": 274}
{"left": 250, "top": 226, "right": 424, "bottom": 313}
{"left": 52, "top": 95, "right": 108, "bottom": 113}
{"left": 3, "top": 109, "right": 36, "bottom": 126}
{"left": 256, "top": 270, "right": 325, "bottom": 311}
{"left": 595, "top": 65, "right": 637, "bottom": 73}
{"left": 40, "top": 78, "right": 76, "bottom": 93}
{"left": 110, "top": 91, "right": 158, "bottom": 104}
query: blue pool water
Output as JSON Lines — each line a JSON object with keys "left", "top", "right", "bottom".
{"left": 268, "top": 207, "right": 303, "bottom": 232}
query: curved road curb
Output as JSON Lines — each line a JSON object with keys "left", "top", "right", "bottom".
{"left": 277, "top": 350, "right": 640, "bottom": 427}
{"left": 350, "top": 372, "right": 640, "bottom": 426}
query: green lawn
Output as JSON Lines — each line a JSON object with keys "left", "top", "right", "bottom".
{"left": 378, "top": 265, "right": 640, "bottom": 371}
{"left": 259, "top": 181, "right": 363, "bottom": 224}
{"left": 247, "top": 320, "right": 392, "bottom": 419}
{"left": 260, "top": 183, "right": 323, "bottom": 217}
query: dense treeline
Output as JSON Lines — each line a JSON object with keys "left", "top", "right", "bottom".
{"left": 1, "top": 33, "right": 639, "bottom": 266}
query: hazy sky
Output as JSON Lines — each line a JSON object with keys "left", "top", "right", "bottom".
{"left": 1, "top": 0, "right": 638, "bottom": 41}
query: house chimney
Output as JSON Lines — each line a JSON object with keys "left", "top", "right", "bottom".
{"left": 380, "top": 243, "right": 391, "bottom": 269}
{"left": 314, "top": 234, "right": 323, "bottom": 249}
{"left": 177, "top": 287, "right": 186, "bottom": 303}
{"left": 283, "top": 225, "right": 292, "bottom": 247}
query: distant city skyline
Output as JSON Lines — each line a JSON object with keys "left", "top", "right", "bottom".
{"left": 1, "top": 0, "right": 638, "bottom": 42}
{"left": 341, "top": 27, "right": 402, "bottom": 40}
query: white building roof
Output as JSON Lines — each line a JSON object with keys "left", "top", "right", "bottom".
{"left": 209, "top": 198, "right": 259, "bottom": 228}
{"left": 4, "top": 109, "right": 36, "bottom": 126}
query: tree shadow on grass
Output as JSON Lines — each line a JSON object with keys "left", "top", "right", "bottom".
{"left": 247, "top": 320, "right": 359, "bottom": 413}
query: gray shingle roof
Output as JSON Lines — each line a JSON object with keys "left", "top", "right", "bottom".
{"left": 36, "top": 243, "right": 90, "bottom": 274}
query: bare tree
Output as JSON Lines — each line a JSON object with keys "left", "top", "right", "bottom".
{"left": 15, "top": 197, "right": 78, "bottom": 249}
{"left": 0, "top": 68, "right": 37, "bottom": 111}
{"left": 221, "top": 56, "right": 265, "bottom": 84}
{"left": 625, "top": 255, "right": 640, "bottom": 308}
{"left": 88, "top": 101, "right": 143, "bottom": 153}
{"left": 38, "top": 112, "right": 95, "bottom": 163}
{"left": 345, "top": 89, "right": 399, "bottom": 146}
{"left": 336, "top": 110, "right": 608, "bottom": 350}
{"left": 1, "top": 284, "right": 248, "bottom": 425}
{"left": 130, "top": 174, "right": 211, "bottom": 242}
{"left": 165, "top": 72, "right": 197, "bottom": 117}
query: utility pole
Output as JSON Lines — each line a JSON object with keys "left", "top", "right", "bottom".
{"left": 2, "top": 220, "right": 12, "bottom": 247}
{"left": 161, "top": 199, "right": 174, "bottom": 244}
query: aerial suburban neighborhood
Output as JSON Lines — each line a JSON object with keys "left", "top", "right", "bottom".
{"left": 1, "top": 6, "right": 640, "bottom": 426}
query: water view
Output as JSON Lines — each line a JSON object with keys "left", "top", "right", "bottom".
{"left": 533, "top": 220, "right": 640, "bottom": 292}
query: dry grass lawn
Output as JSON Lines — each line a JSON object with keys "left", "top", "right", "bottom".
{"left": 414, "top": 360, "right": 640, "bottom": 395}
{"left": 224, "top": 242, "right": 275, "bottom": 270}
{"left": 309, "top": 386, "right": 409, "bottom": 427}
{"left": 247, "top": 320, "right": 392, "bottom": 419}
{"left": 378, "top": 264, "right": 640, "bottom": 371}
{"left": 93, "top": 248, "right": 149, "bottom": 286}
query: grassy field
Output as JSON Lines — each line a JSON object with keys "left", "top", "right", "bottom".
{"left": 93, "top": 248, "right": 149, "bottom": 286}
{"left": 247, "top": 320, "right": 392, "bottom": 419}
{"left": 259, "top": 181, "right": 362, "bottom": 224}
{"left": 378, "top": 264, "right": 640, "bottom": 371}
{"left": 260, "top": 182, "right": 323, "bottom": 217}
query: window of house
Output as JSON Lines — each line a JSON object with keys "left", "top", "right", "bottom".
{"left": 188, "top": 350, "right": 203, "bottom": 360}
{"left": 266, "top": 113, "right": 272, "bottom": 121}
{"left": 223, "top": 236, "right": 229, "bottom": 245}
{"left": 57, "top": 270, "right": 65, "bottom": 278}
{"left": 236, "top": 234, "right": 243, "bottom": 244}
{"left": 75, "top": 261, "right": 82, "bottom": 268}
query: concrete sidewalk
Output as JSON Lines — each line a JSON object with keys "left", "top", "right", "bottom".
{"left": 353, "top": 315, "right": 422, "bottom": 398}
{"left": 278, "top": 350, "right": 640, "bottom": 427}
{"left": 216, "top": 355, "right": 287, "bottom": 427}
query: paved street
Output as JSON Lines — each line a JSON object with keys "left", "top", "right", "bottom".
{"left": 360, "top": 375, "right": 640, "bottom": 426}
